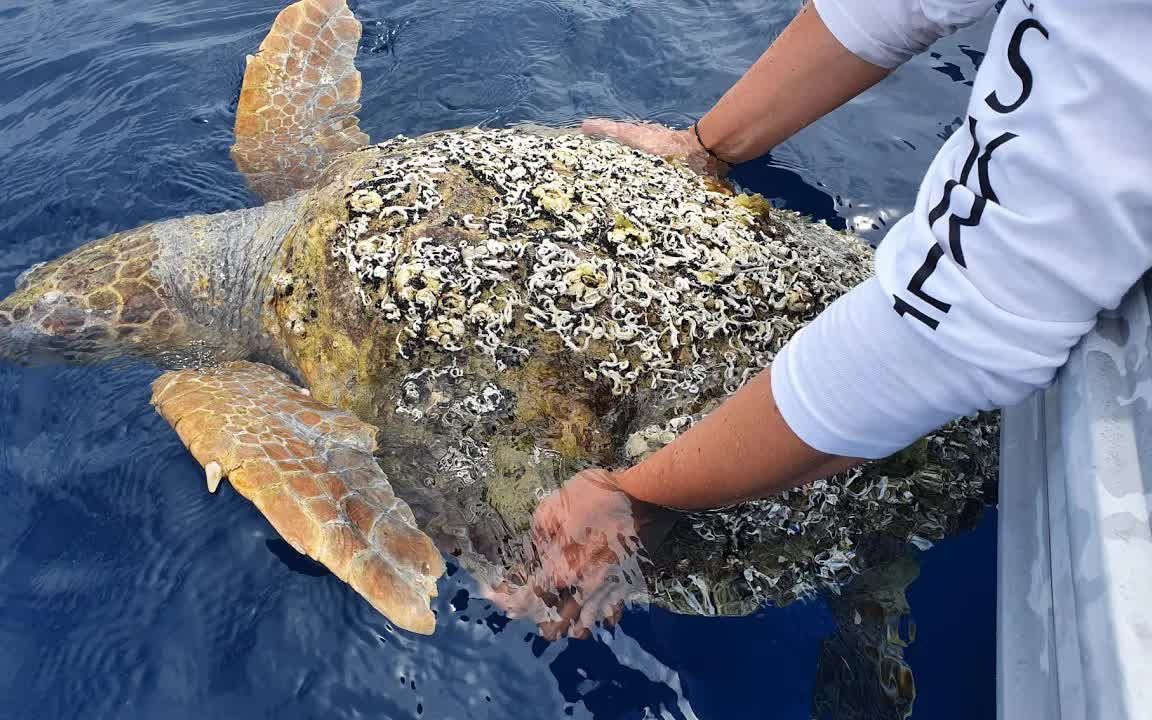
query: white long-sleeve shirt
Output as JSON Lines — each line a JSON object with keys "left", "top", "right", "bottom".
{"left": 772, "top": 0, "right": 1152, "bottom": 459}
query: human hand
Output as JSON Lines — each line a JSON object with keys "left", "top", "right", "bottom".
{"left": 580, "top": 119, "right": 728, "bottom": 177}
{"left": 487, "top": 468, "right": 678, "bottom": 640}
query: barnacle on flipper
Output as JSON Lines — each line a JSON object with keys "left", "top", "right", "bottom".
{"left": 263, "top": 127, "right": 997, "bottom": 608}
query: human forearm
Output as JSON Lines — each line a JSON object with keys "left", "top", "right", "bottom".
{"left": 585, "top": 1, "right": 998, "bottom": 168}
{"left": 695, "top": 3, "right": 890, "bottom": 164}
{"left": 615, "top": 368, "right": 860, "bottom": 510}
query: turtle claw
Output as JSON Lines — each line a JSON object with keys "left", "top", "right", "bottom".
{"left": 205, "top": 461, "right": 223, "bottom": 493}
{"left": 151, "top": 361, "right": 444, "bottom": 634}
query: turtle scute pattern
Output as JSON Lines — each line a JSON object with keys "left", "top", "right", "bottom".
{"left": 0, "top": 228, "right": 182, "bottom": 354}
{"left": 278, "top": 128, "right": 996, "bottom": 613}
{"left": 151, "top": 361, "right": 444, "bottom": 634}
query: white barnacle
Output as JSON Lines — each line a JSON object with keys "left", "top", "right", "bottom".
{"left": 429, "top": 318, "right": 466, "bottom": 349}
{"left": 608, "top": 213, "right": 652, "bottom": 247}
{"left": 612, "top": 321, "right": 638, "bottom": 342}
{"left": 562, "top": 261, "right": 610, "bottom": 308}
{"left": 354, "top": 237, "right": 379, "bottom": 257}
{"left": 440, "top": 291, "right": 467, "bottom": 315}
{"left": 349, "top": 189, "right": 384, "bottom": 214}
{"left": 468, "top": 303, "right": 497, "bottom": 324}
{"left": 346, "top": 214, "right": 370, "bottom": 238}
{"left": 272, "top": 272, "right": 294, "bottom": 291}
{"left": 531, "top": 180, "right": 573, "bottom": 216}
{"left": 382, "top": 206, "right": 413, "bottom": 221}
{"left": 694, "top": 270, "right": 719, "bottom": 286}
{"left": 414, "top": 287, "right": 439, "bottom": 310}
{"left": 552, "top": 148, "right": 578, "bottom": 168}
{"left": 380, "top": 302, "right": 401, "bottom": 320}
{"left": 624, "top": 433, "right": 651, "bottom": 459}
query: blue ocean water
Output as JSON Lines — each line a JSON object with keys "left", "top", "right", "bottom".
{"left": 0, "top": 1, "right": 997, "bottom": 718}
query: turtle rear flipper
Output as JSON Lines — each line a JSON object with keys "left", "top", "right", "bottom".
{"left": 231, "top": 0, "right": 370, "bottom": 201}
{"left": 151, "top": 361, "right": 444, "bottom": 635}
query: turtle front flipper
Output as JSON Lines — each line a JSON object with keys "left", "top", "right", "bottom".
{"left": 231, "top": 0, "right": 370, "bottom": 201}
{"left": 151, "top": 361, "right": 444, "bottom": 634}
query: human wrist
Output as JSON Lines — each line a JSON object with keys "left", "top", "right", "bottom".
{"left": 612, "top": 461, "right": 665, "bottom": 507}
{"left": 693, "top": 114, "right": 750, "bottom": 165}
{"left": 687, "top": 120, "right": 735, "bottom": 166}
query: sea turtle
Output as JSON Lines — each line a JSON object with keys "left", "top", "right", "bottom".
{"left": 0, "top": 0, "right": 995, "bottom": 712}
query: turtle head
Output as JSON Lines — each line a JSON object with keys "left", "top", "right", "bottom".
{"left": 1, "top": 201, "right": 304, "bottom": 368}
{"left": 1, "top": 203, "right": 303, "bottom": 367}
{"left": 0, "top": 228, "right": 194, "bottom": 365}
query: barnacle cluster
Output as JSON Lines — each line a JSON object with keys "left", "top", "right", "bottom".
{"left": 304, "top": 128, "right": 996, "bottom": 612}
{"left": 647, "top": 415, "right": 997, "bottom": 616}
{"left": 393, "top": 365, "right": 505, "bottom": 489}
{"left": 331, "top": 128, "right": 870, "bottom": 393}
